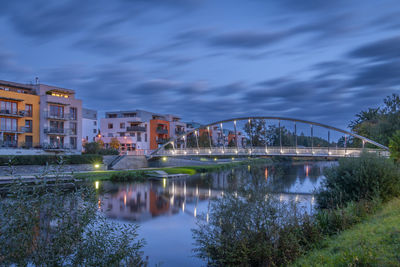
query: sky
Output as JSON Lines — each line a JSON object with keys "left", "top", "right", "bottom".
{"left": 0, "top": 0, "right": 399, "bottom": 128}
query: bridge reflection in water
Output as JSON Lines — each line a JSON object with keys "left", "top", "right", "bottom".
{"left": 96, "top": 163, "right": 328, "bottom": 222}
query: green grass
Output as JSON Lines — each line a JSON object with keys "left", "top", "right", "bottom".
{"left": 293, "top": 198, "right": 400, "bottom": 266}
{"left": 74, "top": 158, "right": 271, "bottom": 181}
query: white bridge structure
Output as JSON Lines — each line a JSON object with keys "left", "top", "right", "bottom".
{"left": 149, "top": 117, "right": 389, "bottom": 158}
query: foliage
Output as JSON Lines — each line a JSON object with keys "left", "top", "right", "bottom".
{"left": 109, "top": 137, "right": 120, "bottom": 150}
{"left": 349, "top": 93, "right": 400, "bottom": 147}
{"left": 83, "top": 142, "right": 119, "bottom": 155}
{"left": 110, "top": 171, "right": 148, "bottom": 182}
{"left": 192, "top": 168, "right": 322, "bottom": 266}
{"left": 243, "top": 119, "right": 267, "bottom": 146}
{"left": 186, "top": 131, "right": 213, "bottom": 148}
{"left": 389, "top": 130, "right": 400, "bottom": 162}
{"left": 0, "top": 154, "right": 103, "bottom": 166}
{"left": 293, "top": 198, "right": 400, "bottom": 267}
{"left": 316, "top": 152, "right": 400, "bottom": 209}
{"left": 0, "top": 172, "right": 146, "bottom": 266}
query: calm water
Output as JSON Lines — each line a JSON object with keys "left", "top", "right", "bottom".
{"left": 96, "top": 161, "right": 334, "bottom": 266}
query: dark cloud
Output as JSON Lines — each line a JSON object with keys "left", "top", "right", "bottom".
{"left": 348, "top": 61, "right": 400, "bottom": 88}
{"left": 348, "top": 36, "right": 400, "bottom": 61}
{"left": 208, "top": 31, "right": 289, "bottom": 49}
{"left": 72, "top": 34, "right": 134, "bottom": 56}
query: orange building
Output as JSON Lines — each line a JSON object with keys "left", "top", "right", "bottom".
{"left": 0, "top": 80, "right": 40, "bottom": 148}
{"left": 149, "top": 119, "right": 170, "bottom": 150}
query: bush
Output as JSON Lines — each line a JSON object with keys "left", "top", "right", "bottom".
{"left": 110, "top": 171, "right": 147, "bottom": 182}
{"left": 316, "top": 152, "right": 400, "bottom": 209}
{"left": 0, "top": 154, "right": 103, "bottom": 166}
{"left": 98, "top": 148, "right": 119, "bottom": 155}
{"left": 83, "top": 142, "right": 119, "bottom": 155}
{"left": 0, "top": 177, "right": 146, "bottom": 266}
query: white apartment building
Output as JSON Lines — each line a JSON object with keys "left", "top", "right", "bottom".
{"left": 82, "top": 108, "right": 98, "bottom": 143}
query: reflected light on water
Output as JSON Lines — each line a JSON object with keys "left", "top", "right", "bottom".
{"left": 182, "top": 202, "right": 185, "bottom": 212}
{"left": 305, "top": 165, "right": 309, "bottom": 177}
{"left": 194, "top": 207, "right": 197, "bottom": 218}
{"left": 163, "top": 178, "right": 166, "bottom": 188}
{"left": 95, "top": 181, "right": 99, "bottom": 189}
{"left": 124, "top": 194, "right": 127, "bottom": 206}
{"left": 264, "top": 168, "right": 268, "bottom": 181}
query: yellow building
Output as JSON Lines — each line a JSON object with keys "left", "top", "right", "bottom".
{"left": 0, "top": 80, "right": 40, "bottom": 148}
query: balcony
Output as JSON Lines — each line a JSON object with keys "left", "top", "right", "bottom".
{"left": 156, "top": 127, "right": 168, "bottom": 134}
{"left": 0, "top": 141, "right": 18, "bottom": 148}
{"left": 127, "top": 126, "right": 146, "bottom": 132}
{"left": 44, "top": 128, "right": 68, "bottom": 135}
{"left": 0, "top": 127, "right": 22, "bottom": 134}
{"left": 46, "top": 112, "right": 68, "bottom": 120}
{"left": 156, "top": 138, "right": 168, "bottom": 144}
{"left": 20, "top": 126, "right": 32, "bottom": 133}
{"left": 0, "top": 109, "right": 25, "bottom": 117}
{"left": 175, "top": 129, "right": 185, "bottom": 135}
{"left": 42, "top": 143, "right": 70, "bottom": 151}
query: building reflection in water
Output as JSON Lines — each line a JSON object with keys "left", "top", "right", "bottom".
{"left": 98, "top": 162, "right": 327, "bottom": 222}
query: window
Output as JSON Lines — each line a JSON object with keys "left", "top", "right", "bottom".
{"left": 50, "top": 120, "right": 64, "bottom": 131}
{"left": 120, "top": 123, "right": 125, "bottom": 129}
{"left": 50, "top": 136, "right": 64, "bottom": 146}
{"left": 145, "top": 133, "right": 147, "bottom": 142}
{"left": 120, "top": 132, "right": 125, "bottom": 137}
{"left": 137, "top": 132, "right": 141, "bottom": 142}
{"left": 25, "top": 104, "right": 33, "bottom": 117}
{"left": 0, "top": 101, "right": 18, "bottom": 115}
{"left": 49, "top": 105, "right": 64, "bottom": 118}
{"left": 25, "top": 120, "right": 32, "bottom": 132}
{"left": 70, "top": 107, "right": 77, "bottom": 120}
{"left": 70, "top": 137, "right": 77, "bottom": 149}
{"left": 93, "top": 129, "right": 97, "bottom": 133}
{"left": 70, "top": 122, "right": 77, "bottom": 135}
{"left": 0, "top": 118, "right": 17, "bottom": 131}
{"left": 107, "top": 114, "right": 117, "bottom": 118}
{"left": 131, "top": 132, "right": 135, "bottom": 137}
{"left": 93, "top": 121, "right": 97, "bottom": 126}
{"left": 108, "top": 123, "right": 113, "bottom": 129}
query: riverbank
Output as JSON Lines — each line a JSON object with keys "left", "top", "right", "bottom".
{"left": 73, "top": 157, "right": 272, "bottom": 181}
{"left": 293, "top": 197, "right": 400, "bottom": 266}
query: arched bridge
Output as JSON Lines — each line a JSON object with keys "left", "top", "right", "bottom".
{"left": 149, "top": 117, "right": 389, "bottom": 159}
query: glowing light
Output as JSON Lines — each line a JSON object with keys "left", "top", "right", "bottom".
{"left": 247, "top": 165, "right": 251, "bottom": 171}
{"left": 305, "top": 165, "right": 309, "bottom": 177}
{"left": 162, "top": 157, "right": 167, "bottom": 161}
{"left": 182, "top": 202, "right": 185, "bottom": 212}
{"left": 234, "top": 120, "right": 236, "bottom": 125}
{"left": 196, "top": 151, "right": 199, "bottom": 154}
{"left": 194, "top": 207, "right": 197, "bottom": 217}
{"left": 163, "top": 178, "right": 166, "bottom": 188}
{"left": 98, "top": 198, "right": 101, "bottom": 209}
{"left": 208, "top": 150, "right": 211, "bottom": 154}
{"left": 231, "top": 157, "right": 235, "bottom": 161}
{"left": 280, "top": 194, "right": 283, "bottom": 202}
{"left": 221, "top": 150, "right": 225, "bottom": 154}
{"left": 265, "top": 168, "right": 268, "bottom": 181}
{"left": 280, "top": 150, "right": 283, "bottom": 153}
{"left": 94, "top": 164, "right": 100, "bottom": 169}
{"left": 208, "top": 188, "right": 211, "bottom": 197}
{"left": 184, "top": 151, "right": 187, "bottom": 155}
{"left": 124, "top": 194, "right": 127, "bottom": 205}
{"left": 295, "top": 195, "right": 299, "bottom": 202}
{"left": 95, "top": 181, "right": 99, "bottom": 189}
{"left": 214, "top": 157, "right": 217, "bottom": 161}
{"left": 235, "top": 150, "right": 238, "bottom": 154}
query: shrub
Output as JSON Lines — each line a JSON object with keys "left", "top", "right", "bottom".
{"left": 98, "top": 148, "right": 119, "bottom": 155}
{"left": 0, "top": 176, "right": 146, "bottom": 266}
{"left": 316, "top": 152, "right": 400, "bottom": 209}
{"left": 0, "top": 155, "right": 103, "bottom": 166}
{"left": 389, "top": 130, "right": 400, "bottom": 162}
{"left": 83, "top": 142, "right": 119, "bottom": 155}
{"left": 192, "top": 170, "right": 322, "bottom": 266}
{"left": 110, "top": 171, "right": 147, "bottom": 182}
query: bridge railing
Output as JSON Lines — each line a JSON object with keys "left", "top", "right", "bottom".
{"left": 152, "top": 146, "right": 389, "bottom": 158}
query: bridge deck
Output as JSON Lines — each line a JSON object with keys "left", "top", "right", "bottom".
{"left": 150, "top": 147, "right": 389, "bottom": 158}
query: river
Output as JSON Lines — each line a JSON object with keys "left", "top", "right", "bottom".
{"left": 96, "top": 160, "right": 334, "bottom": 266}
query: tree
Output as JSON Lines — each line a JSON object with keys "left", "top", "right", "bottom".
{"left": 97, "top": 138, "right": 105, "bottom": 148}
{"left": 389, "top": 130, "right": 400, "bottom": 162}
{"left": 243, "top": 119, "right": 267, "bottom": 146}
{"left": 83, "top": 142, "right": 100, "bottom": 154}
{"left": 349, "top": 93, "right": 400, "bottom": 147}
{"left": 109, "top": 137, "right": 120, "bottom": 150}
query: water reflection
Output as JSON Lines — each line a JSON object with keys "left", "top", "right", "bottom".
{"left": 98, "top": 161, "right": 332, "bottom": 222}
{"left": 96, "top": 161, "right": 333, "bottom": 266}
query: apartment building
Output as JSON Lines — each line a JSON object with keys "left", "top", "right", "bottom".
{"left": 0, "top": 80, "right": 40, "bottom": 148}
{"left": 99, "top": 110, "right": 185, "bottom": 154}
{"left": 36, "top": 84, "right": 82, "bottom": 152}
{"left": 82, "top": 108, "right": 98, "bottom": 143}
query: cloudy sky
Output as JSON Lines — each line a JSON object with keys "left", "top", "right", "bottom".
{"left": 0, "top": 0, "right": 399, "bottom": 128}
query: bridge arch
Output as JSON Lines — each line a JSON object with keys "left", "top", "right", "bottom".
{"left": 150, "top": 116, "right": 389, "bottom": 158}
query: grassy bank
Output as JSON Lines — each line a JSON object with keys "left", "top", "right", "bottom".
{"left": 294, "top": 198, "right": 400, "bottom": 266}
{"left": 74, "top": 157, "right": 271, "bottom": 181}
